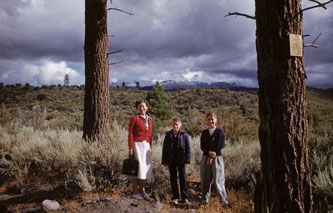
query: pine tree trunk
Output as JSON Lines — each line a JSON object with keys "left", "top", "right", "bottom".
{"left": 254, "top": 0, "right": 313, "bottom": 212}
{"left": 83, "top": 0, "right": 110, "bottom": 140}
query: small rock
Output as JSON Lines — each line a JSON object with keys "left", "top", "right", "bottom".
{"left": 41, "top": 199, "right": 60, "bottom": 211}
{"left": 155, "top": 202, "right": 163, "bottom": 210}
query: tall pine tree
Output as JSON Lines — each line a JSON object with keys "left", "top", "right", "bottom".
{"left": 83, "top": 0, "right": 110, "bottom": 140}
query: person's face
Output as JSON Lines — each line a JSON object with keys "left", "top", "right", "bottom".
{"left": 172, "top": 121, "right": 182, "bottom": 133}
{"left": 137, "top": 102, "right": 148, "bottom": 115}
{"left": 206, "top": 116, "right": 217, "bottom": 129}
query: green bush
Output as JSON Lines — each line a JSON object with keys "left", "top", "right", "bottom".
{"left": 146, "top": 82, "right": 173, "bottom": 120}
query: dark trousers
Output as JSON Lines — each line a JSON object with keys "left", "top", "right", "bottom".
{"left": 169, "top": 163, "right": 188, "bottom": 200}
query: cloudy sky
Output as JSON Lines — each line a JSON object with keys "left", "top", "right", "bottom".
{"left": 0, "top": 0, "right": 332, "bottom": 88}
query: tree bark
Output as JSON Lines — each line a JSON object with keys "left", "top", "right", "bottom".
{"left": 254, "top": 0, "right": 313, "bottom": 212}
{"left": 83, "top": 0, "right": 110, "bottom": 140}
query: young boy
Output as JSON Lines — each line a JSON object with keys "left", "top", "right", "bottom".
{"left": 162, "top": 118, "right": 191, "bottom": 204}
{"left": 200, "top": 112, "right": 230, "bottom": 210}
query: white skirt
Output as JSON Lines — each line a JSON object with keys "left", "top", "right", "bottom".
{"left": 133, "top": 141, "right": 154, "bottom": 179}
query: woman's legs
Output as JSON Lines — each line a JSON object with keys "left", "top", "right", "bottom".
{"left": 139, "top": 179, "right": 146, "bottom": 194}
{"left": 132, "top": 178, "right": 139, "bottom": 194}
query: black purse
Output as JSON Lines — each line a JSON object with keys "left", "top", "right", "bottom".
{"left": 122, "top": 157, "right": 139, "bottom": 176}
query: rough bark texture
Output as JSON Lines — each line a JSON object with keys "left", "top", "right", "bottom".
{"left": 83, "top": 0, "right": 110, "bottom": 140}
{"left": 254, "top": 0, "right": 313, "bottom": 212}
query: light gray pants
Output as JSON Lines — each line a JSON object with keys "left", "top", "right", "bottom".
{"left": 200, "top": 155, "right": 228, "bottom": 205}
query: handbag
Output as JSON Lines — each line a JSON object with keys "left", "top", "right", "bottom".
{"left": 122, "top": 157, "right": 139, "bottom": 176}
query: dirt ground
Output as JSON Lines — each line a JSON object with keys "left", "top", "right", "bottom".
{"left": 0, "top": 173, "right": 254, "bottom": 212}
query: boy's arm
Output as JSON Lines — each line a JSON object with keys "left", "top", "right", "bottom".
{"left": 184, "top": 133, "right": 191, "bottom": 164}
{"left": 200, "top": 131, "right": 208, "bottom": 152}
{"left": 161, "top": 133, "right": 169, "bottom": 165}
{"left": 216, "top": 129, "right": 226, "bottom": 151}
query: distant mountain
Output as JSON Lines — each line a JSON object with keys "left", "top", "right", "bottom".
{"left": 110, "top": 80, "right": 258, "bottom": 91}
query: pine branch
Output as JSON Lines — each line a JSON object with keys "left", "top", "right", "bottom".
{"left": 308, "top": 0, "right": 328, "bottom": 9}
{"left": 108, "top": 7, "right": 134, "bottom": 15}
{"left": 225, "top": 12, "right": 256, "bottom": 20}
{"left": 109, "top": 60, "right": 124, "bottom": 65}
{"left": 304, "top": 32, "right": 322, "bottom": 48}
{"left": 302, "top": 0, "right": 333, "bottom": 13}
{"left": 107, "top": 50, "right": 122, "bottom": 55}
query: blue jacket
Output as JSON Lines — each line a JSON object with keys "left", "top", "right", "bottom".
{"left": 162, "top": 130, "right": 191, "bottom": 165}
{"left": 200, "top": 128, "right": 226, "bottom": 157}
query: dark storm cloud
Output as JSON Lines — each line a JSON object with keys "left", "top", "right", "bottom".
{"left": 0, "top": 0, "right": 84, "bottom": 62}
{"left": 302, "top": 2, "right": 333, "bottom": 88}
{"left": 0, "top": 0, "right": 331, "bottom": 87}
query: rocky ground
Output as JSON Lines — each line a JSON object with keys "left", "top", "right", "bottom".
{"left": 0, "top": 173, "right": 251, "bottom": 213}
{"left": 0, "top": 181, "right": 201, "bottom": 213}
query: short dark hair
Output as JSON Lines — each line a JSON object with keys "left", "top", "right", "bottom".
{"left": 135, "top": 99, "right": 149, "bottom": 108}
{"left": 206, "top": 112, "right": 217, "bottom": 119}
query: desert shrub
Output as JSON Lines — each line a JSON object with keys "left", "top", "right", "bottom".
{"left": 36, "top": 93, "right": 47, "bottom": 101}
{"left": 0, "top": 122, "right": 127, "bottom": 190}
{"left": 0, "top": 104, "right": 16, "bottom": 125}
{"left": 0, "top": 120, "right": 261, "bottom": 193}
{"left": 182, "top": 107, "right": 206, "bottom": 136}
{"left": 309, "top": 129, "right": 333, "bottom": 211}
{"left": 217, "top": 106, "right": 259, "bottom": 143}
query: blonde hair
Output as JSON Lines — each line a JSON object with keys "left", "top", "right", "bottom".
{"left": 172, "top": 117, "right": 182, "bottom": 123}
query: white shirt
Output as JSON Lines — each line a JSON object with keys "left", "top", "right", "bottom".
{"left": 208, "top": 128, "right": 216, "bottom": 136}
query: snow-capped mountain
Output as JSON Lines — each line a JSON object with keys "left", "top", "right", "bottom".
{"left": 110, "top": 80, "right": 257, "bottom": 91}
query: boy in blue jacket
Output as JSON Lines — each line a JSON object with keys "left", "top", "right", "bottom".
{"left": 162, "top": 118, "right": 191, "bottom": 204}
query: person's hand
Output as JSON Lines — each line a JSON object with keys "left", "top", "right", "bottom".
{"left": 129, "top": 148, "right": 134, "bottom": 157}
{"left": 208, "top": 151, "right": 216, "bottom": 159}
{"left": 206, "top": 157, "right": 213, "bottom": 165}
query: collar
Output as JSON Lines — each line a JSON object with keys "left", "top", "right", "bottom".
{"left": 137, "top": 113, "right": 150, "bottom": 120}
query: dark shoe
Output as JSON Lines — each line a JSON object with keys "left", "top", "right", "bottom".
{"left": 142, "top": 194, "right": 153, "bottom": 201}
{"left": 132, "top": 193, "right": 144, "bottom": 200}
{"left": 223, "top": 204, "right": 232, "bottom": 211}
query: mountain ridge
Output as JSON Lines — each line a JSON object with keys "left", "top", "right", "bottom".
{"left": 110, "top": 80, "right": 258, "bottom": 91}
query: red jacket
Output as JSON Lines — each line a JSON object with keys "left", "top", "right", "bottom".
{"left": 128, "top": 115, "right": 152, "bottom": 149}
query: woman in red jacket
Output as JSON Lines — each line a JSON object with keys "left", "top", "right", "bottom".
{"left": 128, "top": 99, "right": 154, "bottom": 200}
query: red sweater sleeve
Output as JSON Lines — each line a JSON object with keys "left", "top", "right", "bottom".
{"left": 128, "top": 116, "right": 136, "bottom": 149}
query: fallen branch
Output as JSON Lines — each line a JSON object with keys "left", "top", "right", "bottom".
{"left": 225, "top": 12, "right": 256, "bottom": 20}
{"left": 108, "top": 7, "right": 134, "bottom": 16}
